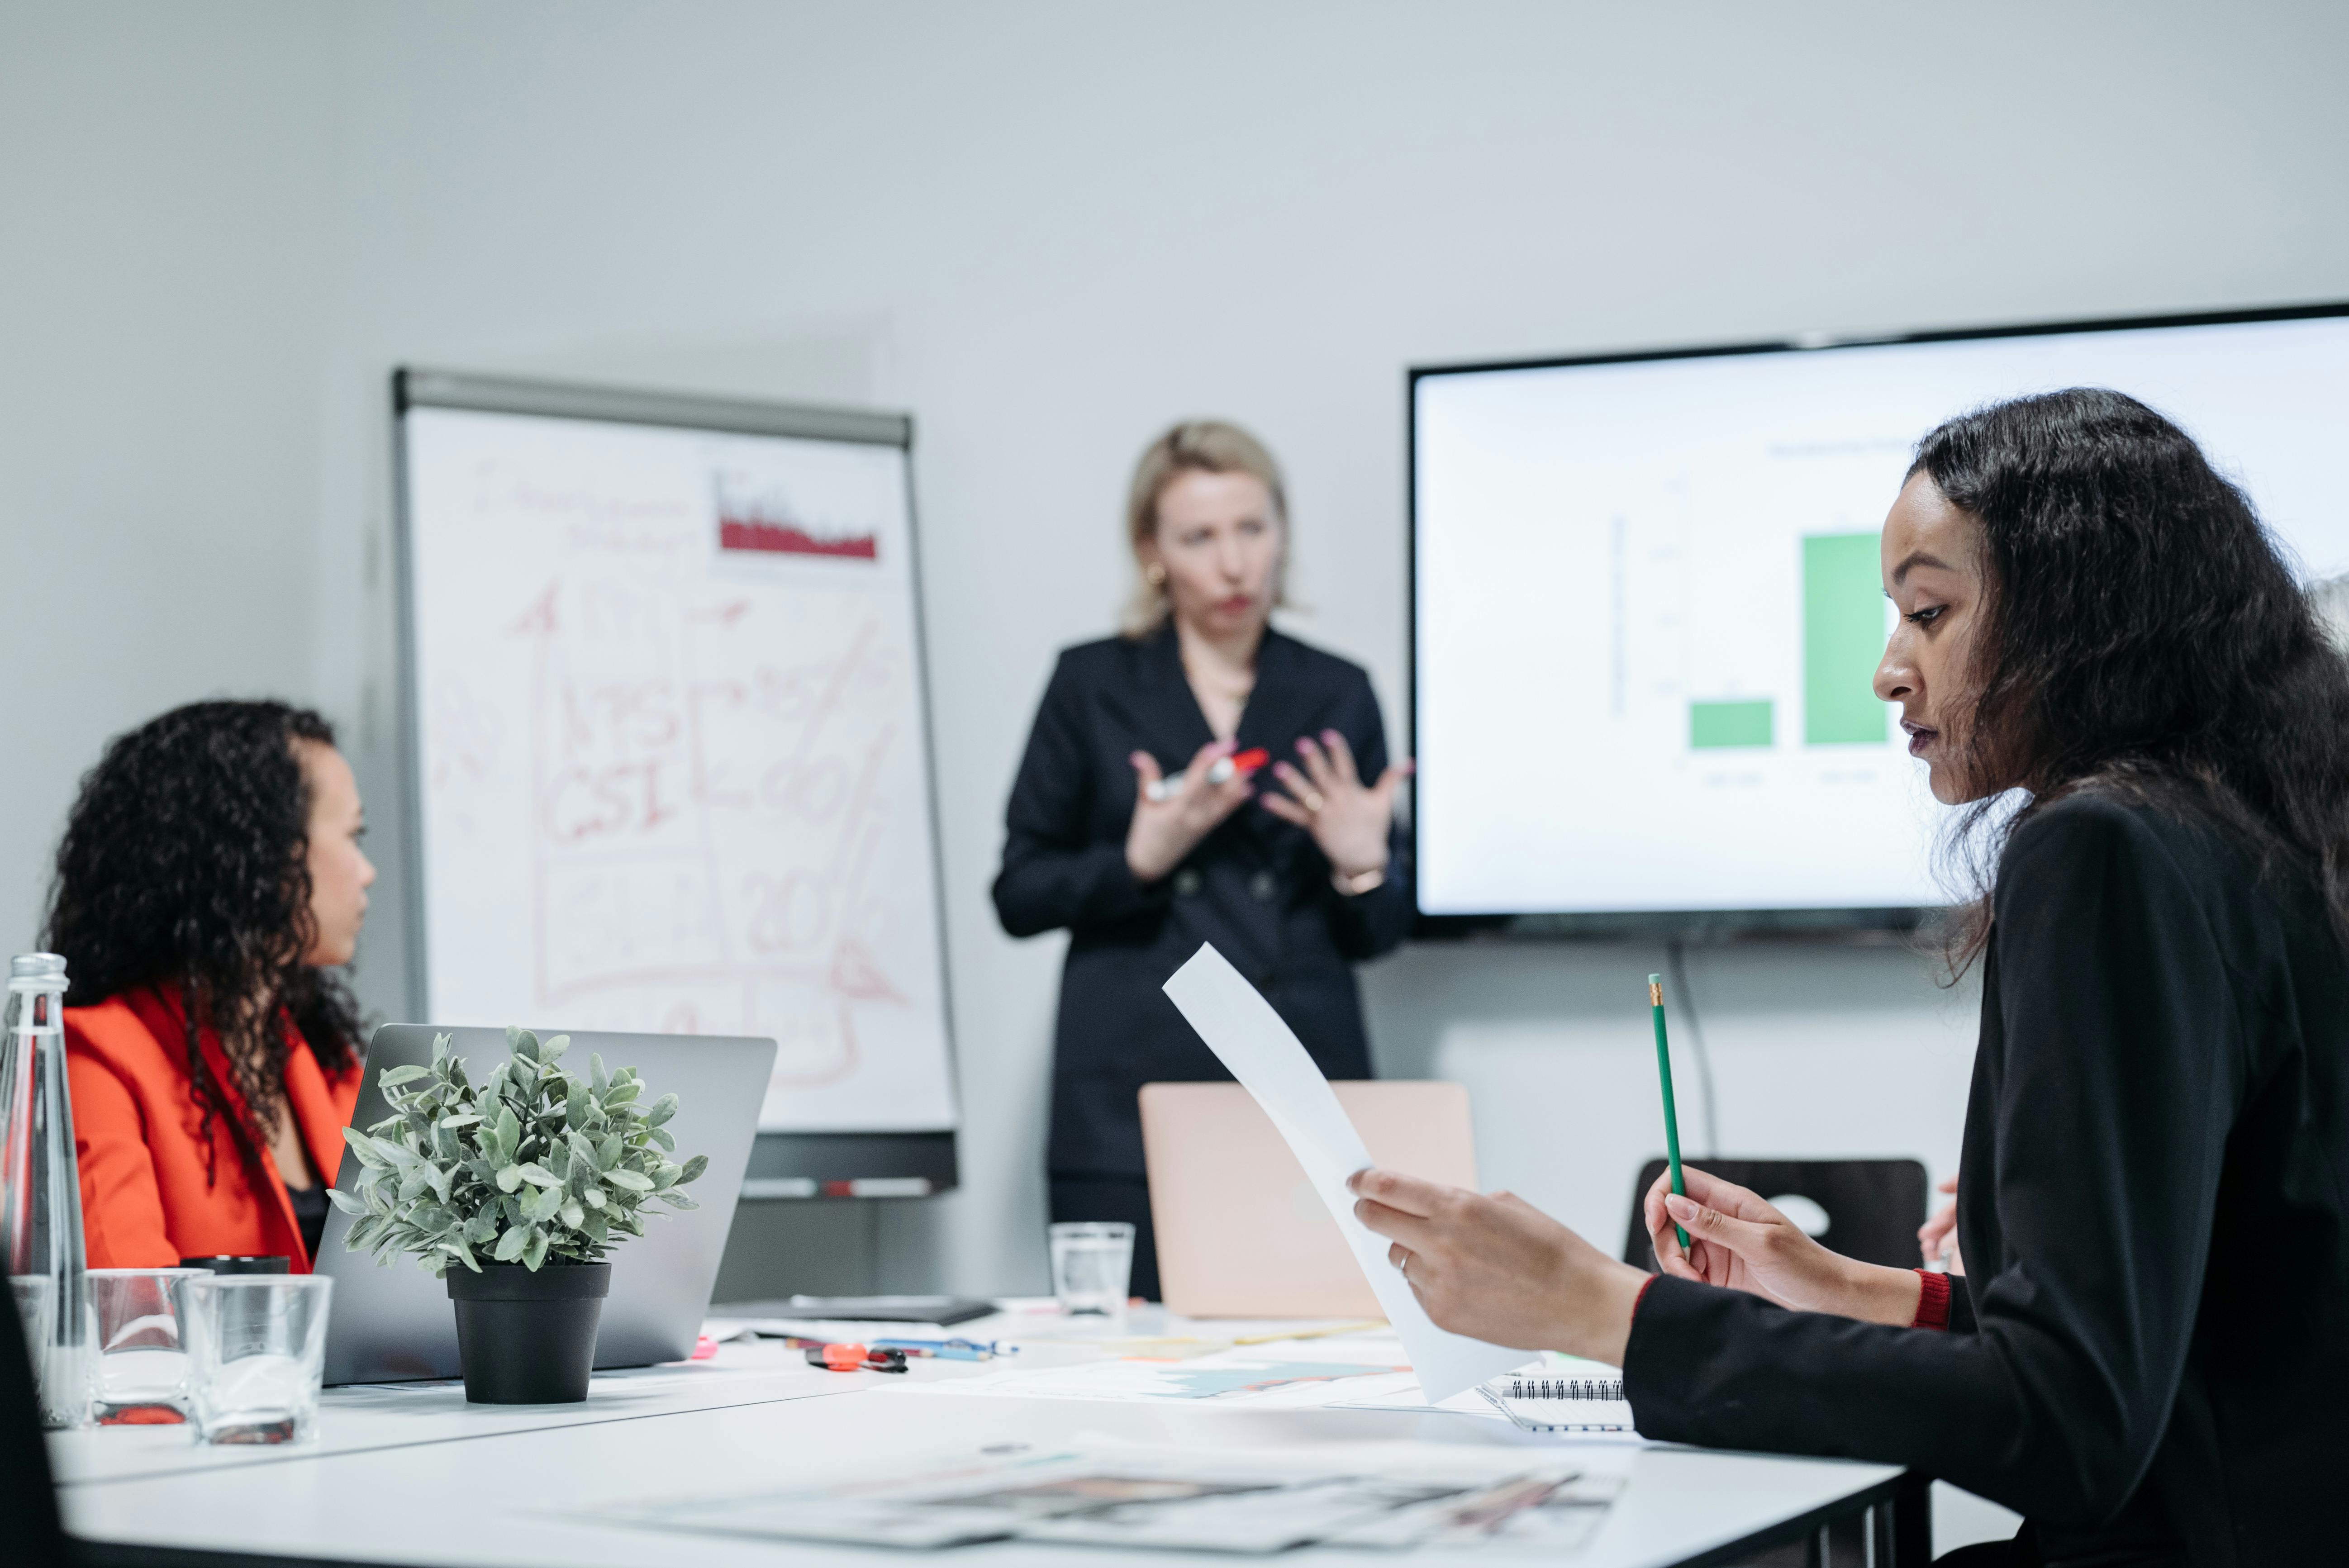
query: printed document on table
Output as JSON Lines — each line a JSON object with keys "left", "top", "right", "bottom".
{"left": 894, "top": 1350, "right": 1419, "bottom": 1409}
{"left": 591, "top": 1438, "right": 1625, "bottom": 1554}
{"left": 1161, "top": 943, "right": 1532, "bottom": 1403}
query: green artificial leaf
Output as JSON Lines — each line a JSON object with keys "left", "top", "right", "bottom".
{"left": 643, "top": 1093, "right": 678, "bottom": 1129}
{"left": 581, "top": 1208, "right": 609, "bottom": 1245}
{"left": 581, "top": 1187, "right": 606, "bottom": 1211}
{"left": 595, "top": 1133, "right": 622, "bottom": 1170}
{"left": 565, "top": 1078, "right": 589, "bottom": 1130}
{"left": 604, "top": 1167, "right": 654, "bottom": 1193}
{"left": 657, "top": 1192, "right": 699, "bottom": 1210}
{"left": 559, "top": 1200, "right": 585, "bottom": 1230}
{"left": 438, "top": 1112, "right": 481, "bottom": 1130}
{"left": 589, "top": 1054, "right": 607, "bottom": 1094}
{"left": 514, "top": 1162, "right": 562, "bottom": 1189}
{"left": 495, "top": 1164, "right": 524, "bottom": 1194}
{"left": 647, "top": 1126, "right": 675, "bottom": 1152}
{"left": 326, "top": 1187, "right": 367, "bottom": 1216}
{"left": 465, "top": 1210, "right": 499, "bottom": 1244}
{"left": 493, "top": 1226, "right": 528, "bottom": 1262}
{"left": 379, "top": 1064, "right": 430, "bottom": 1088}
{"left": 603, "top": 1080, "right": 642, "bottom": 1109}
{"left": 678, "top": 1154, "right": 709, "bottom": 1186}
{"left": 522, "top": 1229, "right": 549, "bottom": 1271}
{"left": 651, "top": 1162, "right": 680, "bottom": 1191}
{"left": 542, "top": 1033, "right": 570, "bottom": 1060}
{"left": 342, "top": 1126, "right": 391, "bottom": 1170}
{"left": 368, "top": 1132, "right": 424, "bottom": 1172}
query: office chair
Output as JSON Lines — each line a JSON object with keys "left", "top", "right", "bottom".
{"left": 0, "top": 1297, "right": 71, "bottom": 1564}
{"left": 1621, "top": 1158, "right": 1930, "bottom": 1273}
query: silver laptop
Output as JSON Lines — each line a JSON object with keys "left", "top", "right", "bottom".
{"left": 319, "top": 1023, "right": 773, "bottom": 1385}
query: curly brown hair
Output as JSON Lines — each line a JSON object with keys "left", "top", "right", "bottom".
{"left": 45, "top": 700, "right": 365, "bottom": 1181}
{"left": 1918, "top": 389, "right": 2349, "bottom": 968}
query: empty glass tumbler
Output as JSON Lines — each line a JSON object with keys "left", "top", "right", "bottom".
{"left": 182, "top": 1274, "right": 332, "bottom": 1444}
{"left": 1048, "top": 1221, "right": 1134, "bottom": 1316}
{"left": 88, "top": 1268, "right": 208, "bottom": 1425}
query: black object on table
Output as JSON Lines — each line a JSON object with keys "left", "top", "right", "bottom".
{"left": 719, "top": 1295, "right": 997, "bottom": 1326}
{"left": 179, "top": 1255, "right": 292, "bottom": 1274}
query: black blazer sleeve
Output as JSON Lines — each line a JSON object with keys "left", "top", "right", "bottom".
{"left": 991, "top": 652, "right": 1170, "bottom": 937}
{"left": 1622, "top": 800, "right": 2237, "bottom": 1526}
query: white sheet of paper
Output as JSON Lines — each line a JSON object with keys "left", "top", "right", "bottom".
{"left": 1161, "top": 942, "right": 1532, "bottom": 1403}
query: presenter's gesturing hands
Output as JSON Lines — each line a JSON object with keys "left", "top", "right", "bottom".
{"left": 1348, "top": 1169, "right": 1649, "bottom": 1366}
{"left": 1645, "top": 1165, "right": 1925, "bottom": 1326}
{"left": 1127, "top": 741, "right": 1254, "bottom": 884}
{"left": 1260, "top": 731, "right": 1411, "bottom": 882}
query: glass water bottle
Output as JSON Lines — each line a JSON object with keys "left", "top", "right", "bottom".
{"left": 2, "top": 952, "right": 90, "bottom": 1427}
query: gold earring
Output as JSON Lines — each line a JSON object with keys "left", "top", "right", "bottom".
{"left": 1145, "top": 563, "right": 1167, "bottom": 588}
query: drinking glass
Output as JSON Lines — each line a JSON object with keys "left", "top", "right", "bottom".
{"left": 182, "top": 1274, "right": 332, "bottom": 1444}
{"left": 1048, "top": 1221, "right": 1134, "bottom": 1316}
{"left": 9, "top": 1274, "right": 53, "bottom": 1378}
{"left": 89, "top": 1268, "right": 207, "bottom": 1424}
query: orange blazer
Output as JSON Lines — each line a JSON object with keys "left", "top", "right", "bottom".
{"left": 66, "top": 988, "right": 360, "bottom": 1271}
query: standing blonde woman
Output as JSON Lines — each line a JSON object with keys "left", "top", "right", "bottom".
{"left": 994, "top": 421, "right": 1412, "bottom": 1299}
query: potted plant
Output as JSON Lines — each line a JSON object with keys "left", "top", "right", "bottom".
{"left": 329, "top": 1027, "right": 705, "bottom": 1404}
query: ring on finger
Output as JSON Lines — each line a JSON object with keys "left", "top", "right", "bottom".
{"left": 1392, "top": 1249, "right": 1409, "bottom": 1280}
{"left": 1303, "top": 790, "right": 1327, "bottom": 813}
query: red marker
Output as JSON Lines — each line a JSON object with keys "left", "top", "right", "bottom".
{"left": 804, "top": 1342, "right": 908, "bottom": 1373}
{"left": 1146, "top": 747, "right": 1270, "bottom": 802}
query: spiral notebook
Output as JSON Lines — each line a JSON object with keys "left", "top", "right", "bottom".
{"left": 1477, "top": 1371, "right": 1636, "bottom": 1434}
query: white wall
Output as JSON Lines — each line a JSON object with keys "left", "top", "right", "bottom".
{"left": 5, "top": 2, "right": 2346, "bottom": 1318}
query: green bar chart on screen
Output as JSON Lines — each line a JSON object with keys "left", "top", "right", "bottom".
{"left": 1689, "top": 699, "right": 1774, "bottom": 750}
{"left": 1802, "top": 532, "right": 1888, "bottom": 745}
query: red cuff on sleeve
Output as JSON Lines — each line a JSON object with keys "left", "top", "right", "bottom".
{"left": 1911, "top": 1267, "right": 1951, "bottom": 1330}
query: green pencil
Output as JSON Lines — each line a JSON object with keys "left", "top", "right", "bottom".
{"left": 1650, "top": 974, "right": 1689, "bottom": 1249}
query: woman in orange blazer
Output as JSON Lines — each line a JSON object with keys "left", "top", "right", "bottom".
{"left": 50, "top": 702, "right": 376, "bottom": 1271}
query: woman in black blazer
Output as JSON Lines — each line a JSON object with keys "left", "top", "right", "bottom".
{"left": 994, "top": 421, "right": 1412, "bottom": 1299}
{"left": 1350, "top": 390, "right": 2349, "bottom": 1566}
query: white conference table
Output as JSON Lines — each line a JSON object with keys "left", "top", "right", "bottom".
{"left": 53, "top": 1311, "right": 1922, "bottom": 1568}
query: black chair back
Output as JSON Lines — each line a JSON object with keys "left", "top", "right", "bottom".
{"left": 1621, "top": 1157, "right": 1929, "bottom": 1273}
{"left": 1, "top": 1287, "right": 71, "bottom": 1564}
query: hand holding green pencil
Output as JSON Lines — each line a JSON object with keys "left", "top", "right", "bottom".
{"left": 1650, "top": 973, "right": 1690, "bottom": 1250}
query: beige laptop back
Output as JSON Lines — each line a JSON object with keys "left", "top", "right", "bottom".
{"left": 1139, "top": 1080, "right": 1478, "bottom": 1319}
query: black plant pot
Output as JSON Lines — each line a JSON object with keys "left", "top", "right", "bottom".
{"left": 445, "top": 1261, "right": 611, "bottom": 1404}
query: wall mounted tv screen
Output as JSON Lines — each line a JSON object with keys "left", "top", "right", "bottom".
{"left": 1409, "top": 304, "right": 2349, "bottom": 930}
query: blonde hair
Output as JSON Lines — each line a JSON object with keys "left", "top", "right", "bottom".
{"left": 1121, "top": 420, "right": 1290, "bottom": 637}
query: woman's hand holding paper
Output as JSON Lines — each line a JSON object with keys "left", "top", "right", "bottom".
{"left": 1347, "top": 1168, "right": 1648, "bottom": 1368}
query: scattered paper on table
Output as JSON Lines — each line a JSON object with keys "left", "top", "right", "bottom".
{"left": 1161, "top": 943, "right": 1532, "bottom": 1403}
{"left": 893, "top": 1351, "right": 1420, "bottom": 1409}
{"left": 593, "top": 1438, "right": 1625, "bottom": 1554}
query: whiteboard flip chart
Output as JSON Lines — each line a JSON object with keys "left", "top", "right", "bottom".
{"left": 1161, "top": 944, "right": 1529, "bottom": 1403}
{"left": 397, "top": 382, "right": 956, "bottom": 1137}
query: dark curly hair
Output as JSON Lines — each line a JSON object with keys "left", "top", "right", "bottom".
{"left": 1920, "top": 388, "right": 2349, "bottom": 966}
{"left": 45, "top": 701, "right": 365, "bottom": 1180}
